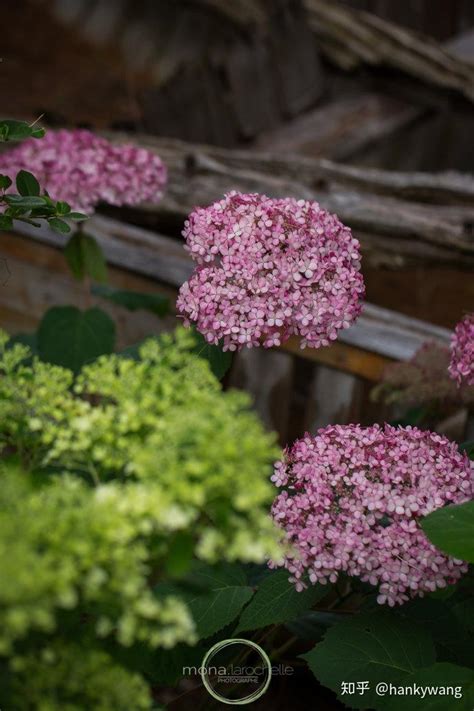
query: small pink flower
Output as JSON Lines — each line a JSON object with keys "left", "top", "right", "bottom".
{"left": 0, "top": 129, "right": 167, "bottom": 213}
{"left": 271, "top": 424, "right": 473, "bottom": 605}
{"left": 449, "top": 313, "right": 474, "bottom": 386}
{"left": 177, "top": 192, "right": 365, "bottom": 351}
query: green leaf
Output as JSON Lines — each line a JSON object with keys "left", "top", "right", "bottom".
{"left": 157, "top": 564, "right": 254, "bottom": 640}
{"left": 56, "top": 201, "right": 71, "bottom": 216}
{"left": 236, "top": 570, "right": 328, "bottom": 633}
{"left": 390, "top": 405, "right": 429, "bottom": 427}
{"left": 190, "top": 327, "right": 233, "bottom": 380}
{"left": 184, "top": 564, "right": 253, "bottom": 639}
{"left": 192, "top": 562, "right": 248, "bottom": 589}
{"left": 92, "top": 284, "right": 169, "bottom": 317}
{"left": 0, "top": 174, "right": 12, "bottom": 190}
{"left": 31, "top": 127, "right": 46, "bottom": 139}
{"left": 0, "top": 215, "right": 13, "bottom": 230}
{"left": 111, "top": 639, "right": 205, "bottom": 688}
{"left": 15, "top": 170, "right": 40, "bottom": 197}
{"left": 451, "top": 598, "right": 474, "bottom": 635}
{"left": 0, "top": 119, "right": 44, "bottom": 142}
{"left": 459, "top": 440, "right": 474, "bottom": 459}
{"left": 68, "top": 212, "right": 88, "bottom": 221}
{"left": 37, "top": 306, "right": 115, "bottom": 373}
{"left": 383, "top": 663, "right": 474, "bottom": 711}
{"left": 146, "top": 643, "right": 206, "bottom": 686}
{"left": 64, "top": 232, "right": 107, "bottom": 282}
{"left": 302, "top": 610, "right": 436, "bottom": 709}
{"left": 4, "top": 194, "right": 46, "bottom": 209}
{"left": 48, "top": 217, "right": 71, "bottom": 235}
{"left": 398, "top": 598, "right": 471, "bottom": 665}
{"left": 421, "top": 501, "right": 474, "bottom": 563}
{"left": 286, "top": 610, "right": 342, "bottom": 641}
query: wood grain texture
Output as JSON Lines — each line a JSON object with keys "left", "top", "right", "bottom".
{"left": 304, "top": 365, "right": 364, "bottom": 431}
{"left": 304, "top": 0, "right": 474, "bottom": 101}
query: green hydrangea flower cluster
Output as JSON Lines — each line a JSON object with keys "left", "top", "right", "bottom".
{"left": 8, "top": 641, "right": 152, "bottom": 711}
{"left": 0, "top": 469, "right": 194, "bottom": 654}
{"left": 0, "top": 328, "right": 281, "bottom": 709}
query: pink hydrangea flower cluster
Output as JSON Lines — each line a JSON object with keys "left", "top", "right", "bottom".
{"left": 0, "top": 129, "right": 167, "bottom": 213}
{"left": 271, "top": 424, "right": 473, "bottom": 606}
{"left": 449, "top": 313, "right": 474, "bottom": 386}
{"left": 177, "top": 192, "right": 365, "bottom": 351}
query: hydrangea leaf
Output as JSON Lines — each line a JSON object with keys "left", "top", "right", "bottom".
{"left": 459, "top": 440, "right": 474, "bottom": 459}
{"left": 421, "top": 501, "right": 474, "bottom": 563}
{"left": 397, "top": 598, "right": 472, "bottom": 666}
{"left": 157, "top": 564, "right": 253, "bottom": 640}
{"left": 190, "top": 327, "right": 233, "bottom": 380}
{"left": 186, "top": 570, "right": 253, "bottom": 639}
{"left": 144, "top": 642, "right": 207, "bottom": 686}
{"left": 285, "top": 610, "right": 342, "bottom": 641}
{"left": 92, "top": 284, "right": 169, "bottom": 317}
{"left": 451, "top": 598, "right": 474, "bottom": 635}
{"left": 235, "top": 570, "right": 328, "bottom": 633}
{"left": 37, "top": 306, "right": 115, "bottom": 373}
{"left": 64, "top": 232, "right": 107, "bottom": 282}
{"left": 302, "top": 610, "right": 436, "bottom": 710}
{"left": 383, "top": 663, "right": 474, "bottom": 711}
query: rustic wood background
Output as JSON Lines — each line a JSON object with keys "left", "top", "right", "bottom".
{"left": 0, "top": 0, "right": 472, "bottom": 444}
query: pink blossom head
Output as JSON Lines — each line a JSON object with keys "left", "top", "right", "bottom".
{"left": 177, "top": 192, "right": 365, "bottom": 351}
{"left": 449, "top": 313, "right": 474, "bottom": 387}
{"left": 271, "top": 424, "right": 472, "bottom": 606}
{"left": 0, "top": 128, "right": 167, "bottom": 213}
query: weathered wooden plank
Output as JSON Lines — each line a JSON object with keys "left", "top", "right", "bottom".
{"left": 282, "top": 338, "right": 392, "bottom": 380}
{"left": 342, "top": 303, "right": 451, "bottom": 359}
{"left": 304, "top": 365, "right": 363, "bottom": 431}
{"left": 108, "top": 133, "right": 474, "bottom": 206}
{"left": 304, "top": 0, "right": 474, "bottom": 101}
{"left": 229, "top": 348, "right": 294, "bottom": 440}
{"left": 113, "top": 133, "right": 466, "bottom": 197}
{"left": 12, "top": 216, "right": 194, "bottom": 287}
{"left": 267, "top": 0, "right": 324, "bottom": 117}
{"left": 447, "top": 28, "right": 474, "bottom": 61}
{"left": 225, "top": 41, "right": 280, "bottom": 138}
{"left": 256, "top": 93, "right": 421, "bottom": 160}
